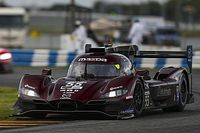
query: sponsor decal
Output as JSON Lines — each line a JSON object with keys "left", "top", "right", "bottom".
{"left": 114, "top": 64, "right": 121, "bottom": 70}
{"left": 60, "top": 93, "right": 72, "bottom": 100}
{"left": 157, "top": 88, "right": 171, "bottom": 96}
{"left": 120, "top": 108, "right": 134, "bottom": 114}
{"left": 24, "top": 84, "right": 35, "bottom": 90}
{"left": 78, "top": 58, "right": 107, "bottom": 62}
{"left": 110, "top": 86, "right": 123, "bottom": 91}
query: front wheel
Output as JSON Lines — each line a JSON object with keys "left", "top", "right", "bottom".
{"left": 133, "top": 80, "right": 144, "bottom": 117}
{"left": 163, "top": 74, "right": 188, "bottom": 112}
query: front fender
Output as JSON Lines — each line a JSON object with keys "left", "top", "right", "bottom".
{"left": 18, "top": 74, "right": 52, "bottom": 100}
{"left": 101, "top": 75, "right": 139, "bottom": 100}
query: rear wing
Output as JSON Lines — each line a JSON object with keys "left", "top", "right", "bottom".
{"left": 135, "top": 46, "right": 192, "bottom": 73}
{"left": 84, "top": 44, "right": 192, "bottom": 73}
{"left": 108, "top": 45, "right": 192, "bottom": 73}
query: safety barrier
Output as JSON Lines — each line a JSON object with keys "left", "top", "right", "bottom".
{"left": 11, "top": 49, "right": 76, "bottom": 67}
{"left": 10, "top": 49, "right": 200, "bottom": 68}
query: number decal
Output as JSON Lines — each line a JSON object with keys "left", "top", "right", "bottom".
{"left": 64, "top": 81, "right": 86, "bottom": 89}
{"left": 144, "top": 91, "right": 150, "bottom": 107}
{"left": 60, "top": 81, "right": 87, "bottom": 99}
{"left": 61, "top": 94, "right": 70, "bottom": 99}
{"left": 66, "top": 82, "right": 74, "bottom": 88}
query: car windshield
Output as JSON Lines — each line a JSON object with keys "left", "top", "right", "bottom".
{"left": 67, "top": 63, "right": 120, "bottom": 79}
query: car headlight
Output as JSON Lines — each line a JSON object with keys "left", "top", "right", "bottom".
{"left": 18, "top": 77, "right": 39, "bottom": 97}
{"left": 103, "top": 89, "right": 128, "bottom": 98}
{"left": 22, "top": 89, "right": 39, "bottom": 97}
{"left": 0, "top": 53, "right": 12, "bottom": 60}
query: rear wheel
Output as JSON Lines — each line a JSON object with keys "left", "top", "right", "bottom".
{"left": 133, "top": 80, "right": 144, "bottom": 117}
{"left": 162, "top": 74, "right": 188, "bottom": 112}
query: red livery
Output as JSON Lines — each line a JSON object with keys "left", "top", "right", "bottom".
{"left": 13, "top": 44, "right": 194, "bottom": 119}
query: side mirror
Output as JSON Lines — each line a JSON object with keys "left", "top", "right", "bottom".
{"left": 42, "top": 68, "right": 52, "bottom": 76}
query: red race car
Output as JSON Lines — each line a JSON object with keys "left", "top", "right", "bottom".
{"left": 13, "top": 44, "right": 194, "bottom": 119}
{"left": 0, "top": 48, "right": 13, "bottom": 73}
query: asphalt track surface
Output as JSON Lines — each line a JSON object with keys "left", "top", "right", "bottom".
{"left": 0, "top": 67, "right": 200, "bottom": 133}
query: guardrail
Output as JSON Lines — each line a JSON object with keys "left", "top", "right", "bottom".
{"left": 10, "top": 49, "right": 200, "bottom": 68}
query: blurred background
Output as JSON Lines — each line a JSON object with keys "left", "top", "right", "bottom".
{"left": 0, "top": 0, "right": 200, "bottom": 124}
{"left": 0, "top": 0, "right": 200, "bottom": 50}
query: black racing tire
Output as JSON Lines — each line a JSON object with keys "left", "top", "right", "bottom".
{"left": 162, "top": 73, "right": 188, "bottom": 112}
{"left": 133, "top": 80, "right": 144, "bottom": 117}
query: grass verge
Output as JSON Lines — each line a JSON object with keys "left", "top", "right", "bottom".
{"left": 0, "top": 87, "right": 18, "bottom": 120}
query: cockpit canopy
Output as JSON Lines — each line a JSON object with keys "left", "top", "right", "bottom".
{"left": 67, "top": 53, "right": 133, "bottom": 79}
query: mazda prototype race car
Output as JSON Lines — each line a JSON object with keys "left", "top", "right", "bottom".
{"left": 13, "top": 44, "right": 194, "bottom": 119}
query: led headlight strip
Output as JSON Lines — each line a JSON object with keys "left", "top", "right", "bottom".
{"left": 103, "top": 89, "right": 128, "bottom": 98}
